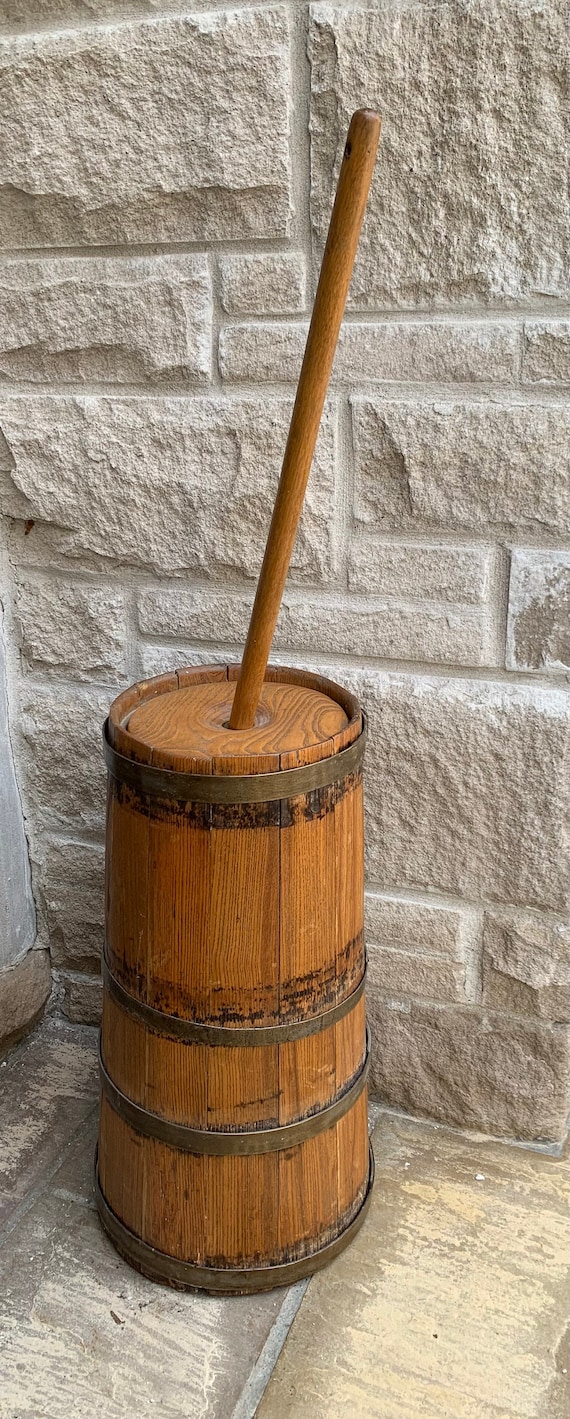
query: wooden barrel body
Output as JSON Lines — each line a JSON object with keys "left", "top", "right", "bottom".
{"left": 96, "top": 664, "right": 372, "bottom": 1293}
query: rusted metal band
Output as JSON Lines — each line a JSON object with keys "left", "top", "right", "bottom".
{"left": 94, "top": 1143, "right": 374, "bottom": 1294}
{"left": 102, "top": 955, "right": 366, "bottom": 1047}
{"left": 99, "top": 1028, "right": 370, "bottom": 1156}
{"left": 103, "top": 718, "right": 366, "bottom": 804}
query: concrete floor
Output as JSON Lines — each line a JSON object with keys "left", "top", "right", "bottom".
{"left": 0, "top": 1018, "right": 568, "bottom": 1419}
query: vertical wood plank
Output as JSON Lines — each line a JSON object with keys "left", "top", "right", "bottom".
{"left": 207, "top": 749, "right": 280, "bottom": 1265}
{"left": 278, "top": 1029, "right": 336, "bottom": 1125}
{"left": 278, "top": 783, "right": 338, "bottom": 1018}
{"left": 204, "top": 1154, "right": 279, "bottom": 1267}
{"left": 278, "top": 1131, "right": 339, "bottom": 1261}
{"left": 98, "top": 1098, "right": 145, "bottom": 1241}
{"left": 335, "top": 1091, "right": 370, "bottom": 1227}
{"left": 278, "top": 736, "right": 338, "bottom": 1255}
{"left": 105, "top": 780, "right": 149, "bottom": 999}
{"left": 208, "top": 805, "right": 280, "bottom": 1025}
{"left": 206, "top": 1044, "right": 279, "bottom": 1129}
{"left": 145, "top": 804, "right": 212, "bottom": 1020}
{"left": 335, "top": 774, "right": 365, "bottom": 1001}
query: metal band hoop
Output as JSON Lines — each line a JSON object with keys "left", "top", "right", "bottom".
{"left": 103, "top": 718, "right": 366, "bottom": 805}
{"left": 99, "top": 1028, "right": 370, "bottom": 1156}
{"left": 102, "top": 955, "right": 366, "bottom": 1047}
{"left": 94, "top": 1143, "right": 374, "bottom": 1294}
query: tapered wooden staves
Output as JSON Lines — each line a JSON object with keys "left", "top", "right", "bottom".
{"left": 96, "top": 109, "right": 381, "bottom": 1292}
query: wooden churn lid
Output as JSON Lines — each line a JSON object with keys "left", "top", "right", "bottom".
{"left": 107, "top": 663, "right": 363, "bottom": 776}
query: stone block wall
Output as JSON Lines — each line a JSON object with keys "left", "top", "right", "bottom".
{"left": 0, "top": 0, "right": 568, "bottom": 1137}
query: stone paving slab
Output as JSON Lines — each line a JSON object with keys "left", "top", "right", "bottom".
{"left": 0, "top": 1017, "right": 98, "bottom": 1227}
{"left": 0, "top": 1021, "right": 302, "bottom": 1419}
{"left": 258, "top": 1114, "right": 570, "bottom": 1419}
{"left": 0, "top": 1183, "right": 292, "bottom": 1418}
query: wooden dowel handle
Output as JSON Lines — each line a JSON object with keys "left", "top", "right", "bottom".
{"left": 229, "top": 109, "right": 381, "bottom": 731}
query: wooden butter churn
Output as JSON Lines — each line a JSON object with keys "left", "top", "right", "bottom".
{"left": 96, "top": 110, "right": 381, "bottom": 1292}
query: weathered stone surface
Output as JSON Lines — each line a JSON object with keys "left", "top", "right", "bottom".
{"left": 0, "top": 1, "right": 173, "bottom": 30}
{"left": 60, "top": 968, "right": 102, "bottom": 1025}
{"left": 0, "top": 606, "right": 36, "bottom": 969}
{"left": 309, "top": 2, "right": 570, "bottom": 309}
{"left": 367, "top": 997, "right": 570, "bottom": 1139}
{"left": 17, "top": 686, "right": 109, "bottom": 832}
{"left": 523, "top": 321, "right": 570, "bottom": 384}
{"left": 138, "top": 588, "right": 249, "bottom": 641}
{"left": 5, "top": 517, "right": 122, "bottom": 577}
{"left": 0, "top": 1098, "right": 301, "bottom": 1419}
{"left": 483, "top": 910, "right": 570, "bottom": 1022}
{"left": 0, "top": 256, "right": 211, "bottom": 384}
{"left": 137, "top": 586, "right": 497, "bottom": 668}
{"left": 0, "top": 8, "right": 291, "bottom": 247}
{"left": 0, "top": 1018, "right": 97, "bottom": 1226}
{"left": 506, "top": 549, "right": 570, "bottom": 672}
{"left": 270, "top": 598, "right": 496, "bottom": 668}
{"left": 352, "top": 399, "right": 570, "bottom": 536}
{"left": 220, "top": 321, "right": 518, "bottom": 383}
{"left": 348, "top": 540, "right": 492, "bottom": 603}
{"left": 219, "top": 253, "right": 306, "bottom": 316}
{"left": 365, "top": 892, "right": 467, "bottom": 959}
{"left": 348, "top": 670, "right": 570, "bottom": 912}
{"left": 16, "top": 577, "right": 127, "bottom": 680}
{"left": 368, "top": 941, "right": 466, "bottom": 1004}
{"left": 0, "top": 948, "right": 50, "bottom": 1056}
{"left": 42, "top": 840, "right": 104, "bottom": 973}
{"left": 258, "top": 1115, "right": 570, "bottom": 1418}
{"left": 0, "top": 397, "right": 336, "bottom": 581}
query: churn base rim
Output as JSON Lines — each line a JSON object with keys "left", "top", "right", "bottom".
{"left": 94, "top": 1143, "right": 375, "bottom": 1296}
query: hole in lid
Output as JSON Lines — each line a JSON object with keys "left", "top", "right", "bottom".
{"left": 222, "top": 704, "right": 272, "bottom": 731}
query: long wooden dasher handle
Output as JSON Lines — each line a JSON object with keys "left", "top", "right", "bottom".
{"left": 229, "top": 109, "right": 381, "bottom": 731}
